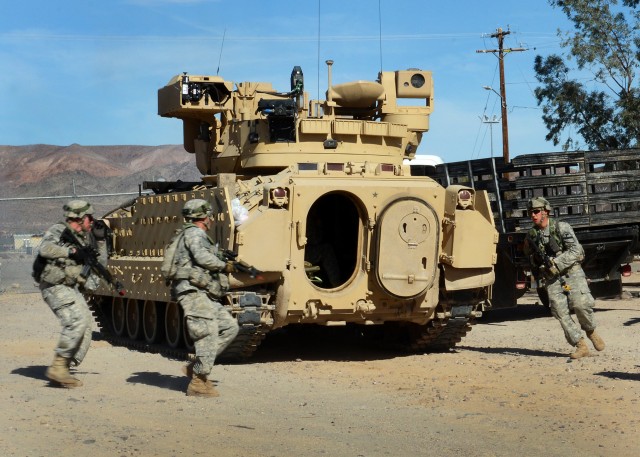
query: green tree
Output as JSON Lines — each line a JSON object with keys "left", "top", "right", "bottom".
{"left": 534, "top": 0, "right": 640, "bottom": 150}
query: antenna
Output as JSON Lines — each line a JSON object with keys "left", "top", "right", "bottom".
{"left": 378, "top": 0, "right": 383, "bottom": 73}
{"left": 216, "top": 28, "right": 227, "bottom": 76}
{"left": 317, "top": 0, "right": 321, "bottom": 101}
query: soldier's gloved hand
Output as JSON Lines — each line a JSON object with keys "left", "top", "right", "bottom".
{"left": 224, "top": 260, "right": 237, "bottom": 273}
{"left": 548, "top": 259, "right": 560, "bottom": 277}
{"left": 537, "top": 265, "right": 547, "bottom": 277}
{"left": 69, "top": 246, "right": 94, "bottom": 263}
{"left": 92, "top": 220, "right": 109, "bottom": 240}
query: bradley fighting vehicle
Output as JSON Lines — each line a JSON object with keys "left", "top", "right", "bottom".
{"left": 87, "top": 61, "right": 498, "bottom": 360}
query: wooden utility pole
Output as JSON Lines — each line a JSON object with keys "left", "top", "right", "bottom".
{"left": 477, "top": 28, "right": 526, "bottom": 163}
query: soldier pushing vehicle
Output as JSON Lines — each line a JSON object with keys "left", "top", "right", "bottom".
{"left": 162, "top": 199, "right": 239, "bottom": 397}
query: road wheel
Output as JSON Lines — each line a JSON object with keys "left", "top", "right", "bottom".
{"left": 126, "top": 298, "right": 142, "bottom": 340}
{"left": 165, "top": 301, "right": 182, "bottom": 349}
{"left": 111, "top": 297, "right": 126, "bottom": 336}
{"left": 142, "top": 300, "right": 163, "bottom": 344}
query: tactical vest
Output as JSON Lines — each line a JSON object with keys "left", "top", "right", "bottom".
{"left": 34, "top": 223, "right": 90, "bottom": 285}
{"left": 527, "top": 219, "right": 566, "bottom": 264}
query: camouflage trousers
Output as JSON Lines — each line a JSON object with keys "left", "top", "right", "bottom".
{"left": 40, "top": 283, "right": 92, "bottom": 365}
{"left": 545, "top": 266, "right": 596, "bottom": 346}
{"left": 177, "top": 290, "right": 239, "bottom": 376}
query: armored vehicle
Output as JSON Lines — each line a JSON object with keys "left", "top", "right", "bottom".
{"left": 87, "top": 62, "right": 498, "bottom": 360}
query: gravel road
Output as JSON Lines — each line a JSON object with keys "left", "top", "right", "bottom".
{"left": 1, "top": 256, "right": 639, "bottom": 457}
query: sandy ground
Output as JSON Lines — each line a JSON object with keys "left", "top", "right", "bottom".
{"left": 0, "top": 256, "right": 639, "bottom": 457}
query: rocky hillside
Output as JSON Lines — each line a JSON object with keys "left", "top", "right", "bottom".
{"left": 0, "top": 144, "right": 201, "bottom": 235}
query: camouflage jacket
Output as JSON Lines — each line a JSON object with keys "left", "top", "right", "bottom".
{"left": 171, "top": 224, "right": 229, "bottom": 298}
{"left": 38, "top": 222, "right": 107, "bottom": 288}
{"left": 523, "top": 219, "right": 585, "bottom": 274}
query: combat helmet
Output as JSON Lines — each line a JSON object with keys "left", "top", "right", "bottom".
{"left": 182, "top": 199, "right": 213, "bottom": 219}
{"left": 527, "top": 196, "right": 552, "bottom": 212}
{"left": 63, "top": 199, "right": 94, "bottom": 218}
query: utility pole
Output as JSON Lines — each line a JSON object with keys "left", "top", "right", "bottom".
{"left": 480, "top": 114, "right": 500, "bottom": 158}
{"left": 477, "top": 28, "right": 526, "bottom": 163}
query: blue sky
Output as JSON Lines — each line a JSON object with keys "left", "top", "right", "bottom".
{"left": 1, "top": 0, "right": 575, "bottom": 163}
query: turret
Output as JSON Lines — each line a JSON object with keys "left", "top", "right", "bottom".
{"left": 158, "top": 63, "right": 433, "bottom": 176}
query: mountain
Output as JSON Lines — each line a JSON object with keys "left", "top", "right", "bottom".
{"left": 0, "top": 144, "right": 202, "bottom": 235}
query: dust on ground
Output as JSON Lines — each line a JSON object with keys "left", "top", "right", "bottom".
{"left": 1, "top": 256, "right": 639, "bottom": 457}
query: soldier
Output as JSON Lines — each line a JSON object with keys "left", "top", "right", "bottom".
{"left": 523, "top": 197, "right": 605, "bottom": 359}
{"left": 168, "top": 199, "right": 239, "bottom": 397}
{"left": 38, "top": 200, "right": 108, "bottom": 387}
{"left": 305, "top": 215, "right": 341, "bottom": 288}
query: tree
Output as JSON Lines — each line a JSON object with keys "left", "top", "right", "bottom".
{"left": 534, "top": 0, "right": 640, "bottom": 150}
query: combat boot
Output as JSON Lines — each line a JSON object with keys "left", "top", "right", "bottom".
{"left": 586, "top": 329, "right": 605, "bottom": 351}
{"left": 570, "top": 338, "right": 591, "bottom": 359}
{"left": 186, "top": 373, "right": 219, "bottom": 398}
{"left": 45, "top": 354, "right": 83, "bottom": 387}
{"left": 182, "top": 362, "right": 214, "bottom": 387}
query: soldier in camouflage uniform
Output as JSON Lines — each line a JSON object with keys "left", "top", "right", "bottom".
{"left": 169, "top": 199, "right": 239, "bottom": 397}
{"left": 38, "top": 200, "right": 108, "bottom": 387}
{"left": 523, "top": 197, "right": 605, "bottom": 359}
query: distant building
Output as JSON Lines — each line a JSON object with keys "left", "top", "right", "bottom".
{"left": 13, "top": 234, "right": 43, "bottom": 254}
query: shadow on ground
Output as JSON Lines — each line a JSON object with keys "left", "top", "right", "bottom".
{"left": 126, "top": 371, "right": 189, "bottom": 392}
{"left": 11, "top": 365, "right": 48, "bottom": 381}
{"left": 594, "top": 370, "right": 640, "bottom": 382}
{"left": 248, "top": 324, "right": 401, "bottom": 364}
{"left": 478, "top": 305, "right": 551, "bottom": 324}
{"left": 623, "top": 317, "right": 640, "bottom": 327}
{"left": 457, "top": 345, "right": 567, "bottom": 358}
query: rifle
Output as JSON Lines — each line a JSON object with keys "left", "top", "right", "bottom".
{"left": 530, "top": 239, "right": 571, "bottom": 295}
{"left": 61, "top": 228, "right": 126, "bottom": 296}
{"left": 220, "top": 249, "right": 263, "bottom": 279}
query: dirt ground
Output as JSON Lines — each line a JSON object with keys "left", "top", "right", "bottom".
{"left": 1, "top": 256, "right": 639, "bottom": 457}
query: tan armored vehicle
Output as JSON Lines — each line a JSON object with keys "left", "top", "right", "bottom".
{"left": 87, "top": 62, "right": 498, "bottom": 359}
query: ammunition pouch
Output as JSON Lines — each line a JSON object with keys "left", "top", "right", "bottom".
{"left": 186, "top": 265, "right": 229, "bottom": 299}
{"left": 63, "top": 264, "right": 83, "bottom": 286}
{"left": 209, "top": 274, "right": 229, "bottom": 298}
{"left": 206, "top": 280, "right": 224, "bottom": 299}
{"left": 40, "top": 257, "right": 82, "bottom": 286}
{"left": 188, "top": 265, "right": 211, "bottom": 288}
{"left": 39, "top": 262, "right": 67, "bottom": 285}
{"left": 181, "top": 265, "right": 229, "bottom": 298}
{"left": 39, "top": 262, "right": 83, "bottom": 287}
{"left": 204, "top": 273, "right": 229, "bottom": 299}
